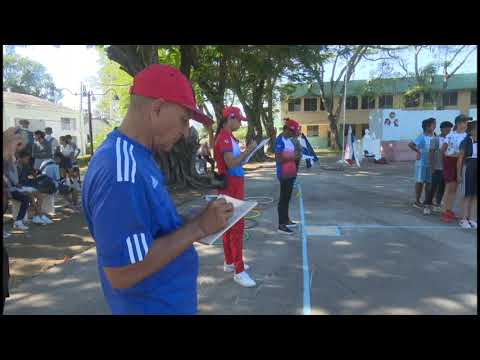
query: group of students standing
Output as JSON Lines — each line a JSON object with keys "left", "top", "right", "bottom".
{"left": 409, "top": 114, "right": 477, "bottom": 229}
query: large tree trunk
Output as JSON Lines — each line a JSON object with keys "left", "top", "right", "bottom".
{"left": 328, "top": 113, "right": 341, "bottom": 150}
{"left": 106, "top": 45, "right": 213, "bottom": 189}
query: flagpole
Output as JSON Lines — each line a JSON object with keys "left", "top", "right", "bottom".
{"left": 341, "top": 73, "right": 347, "bottom": 162}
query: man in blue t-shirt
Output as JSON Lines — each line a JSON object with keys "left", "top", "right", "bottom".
{"left": 408, "top": 117, "right": 436, "bottom": 214}
{"left": 82, "top": 64, "right": 234, "bottom": 315}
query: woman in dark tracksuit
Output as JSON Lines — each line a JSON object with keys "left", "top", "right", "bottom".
{"left": 214, "top": 106, "right": 257, "bottom": 288}
{"left": 275, "top": 119, "right": 300, "bottom": 235}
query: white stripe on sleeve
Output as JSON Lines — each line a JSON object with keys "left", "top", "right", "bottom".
{"left": 133, "top": 234, "right": 143, "bottom": 262}
{"left": 129, "top": 144, "right": 136, "bottom": 184}
{"left": 140, "top": 233, "right": 148, "bottom": 255}
{"left": 116, "top": 137, "right": 123, "bottom": 182}
{"left": 123, "top": 140, "right": 130, "bottom": 183}
{"left": 126, "top": 237, "right": 136, "bottom": 264}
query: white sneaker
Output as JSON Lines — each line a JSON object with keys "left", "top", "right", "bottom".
{"left": 32, "top": 216, "right": 47, "bottom": 225}
{"left": 468, "top": 220, "right": 477, "bottom": 229}
{"left": 41, "top": 215, "right": 54, "bottom": 224}
{"left": 13, "top": 220, "right": 29, "bottom": 230}
{"left": 459, "top": 219, "right": 472, "bottom": 229}
{"left": 423, "top": 207, "right": 432, "bottom": 216}
{"left": 224, "top": 263, "right": 250, "bottom": 272}
{"left": 233, "top": 271, "right": 256, "bottom": 287}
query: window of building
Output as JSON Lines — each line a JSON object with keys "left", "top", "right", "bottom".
{"left": 471, "top": 90, "right": 477, "bottom": 105}
{"left": 288, "top": 98, "right": 301, "bottom": 112}
{"left": 442, "top": 91, "right": 458, "bottom": 106}
{"left": 423, "top": 92, "right": 434, "bottom": 104}
{"left": 378, "top": 95, "right": 393, "bottom": 108}
{"left": 303, "top": 97, "right": 318, "bottom": 112}
{"left": 346, "top": 96, "right": 358, "bottom": 110}
{"left": 61, "top": 117, "right": 77, "bottom": 131}
{"left": 15, "top": 118, "right": 45, "bottom": 132}
{"left": 404, "top": 93, "right": 420, "bottom": 108}
{"left": 307, "top": 125, "right": 319, "bottom": 137}
{"left": 361, "top": 96, "right": 375, "bottom": 109}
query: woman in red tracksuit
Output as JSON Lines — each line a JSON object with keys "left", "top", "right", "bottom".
{"left": 214, "top": 106, "right": 257, "bottom": 288}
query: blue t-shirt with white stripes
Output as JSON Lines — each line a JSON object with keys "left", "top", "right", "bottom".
{"left": 82, "top": 129, "right": 198, "bottom": 315}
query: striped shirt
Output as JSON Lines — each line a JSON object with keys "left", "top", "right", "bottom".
{"left": 82, "top": 129, "right": 198, "bottom": 315}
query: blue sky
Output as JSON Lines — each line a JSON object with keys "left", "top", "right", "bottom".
{"left": 6, "top": 45, "right": 477, "bottom": 120}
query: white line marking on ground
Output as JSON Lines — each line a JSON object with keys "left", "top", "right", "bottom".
{"left": 298, "top": 183, "right": 311, "bottom": 315}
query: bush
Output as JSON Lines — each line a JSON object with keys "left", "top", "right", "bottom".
{"left": 76, "top": 155, "right": 91, "bottom": 168}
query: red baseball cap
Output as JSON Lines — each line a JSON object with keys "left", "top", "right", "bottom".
{"left": 222, "top": 106, "right": 248, "bottom": 121}
{"left": 129, "top": 64, "right": 213, "bottom": 126}
{"left": 285, "top": 118, "right": 300, "bottom": 133}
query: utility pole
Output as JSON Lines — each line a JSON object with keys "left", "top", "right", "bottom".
{"left": 79, "top": 82, "right": 85, "bottom": 155}
{"left": 87, "top": 91, "right": 94, "bottom": 155}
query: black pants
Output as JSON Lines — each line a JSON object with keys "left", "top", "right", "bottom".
{"left": 10, "top": 191, "right": 30, "bottom": 221}
{"left": 432, "top": 170, "right": 445, "bottom": 206}
{"left": 278, "top": 177, "right": 296, "bottom": 225}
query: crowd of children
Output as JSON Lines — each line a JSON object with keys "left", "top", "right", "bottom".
{"left": 409, "top": 114, "right": 477, "bottom": 229}
{"left": 3, "top": 123, "right": 82, "bottom": 237}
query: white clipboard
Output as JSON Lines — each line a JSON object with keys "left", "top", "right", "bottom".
{"left": 243, "top": 138, "right": 269, "bottom": 164}
{"left": 198, "top": 194, "right": 257, "bottom": 245}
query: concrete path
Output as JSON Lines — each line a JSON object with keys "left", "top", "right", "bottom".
{"left": 5, "top": 160, "right": 477, "bottom": 315}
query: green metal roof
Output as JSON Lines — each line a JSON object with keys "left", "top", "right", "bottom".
{"left": 287, "top": 73, "right": 477, "bottom": 98}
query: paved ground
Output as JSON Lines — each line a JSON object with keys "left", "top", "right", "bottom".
{"left": 5, "top": 157, "right": 477, "bottom": 315}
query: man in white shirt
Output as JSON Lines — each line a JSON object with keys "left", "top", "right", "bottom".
{"left": 440, "top": 114, "right": 471, "bottom": 222}
{"left": 44, "top": 127, "right": 60, "bottom": 156}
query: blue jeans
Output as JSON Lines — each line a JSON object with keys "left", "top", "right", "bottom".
{"left": 10, "top": 191, "right": 30, "bottom": 221}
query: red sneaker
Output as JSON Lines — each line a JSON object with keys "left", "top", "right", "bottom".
{"left": 446, "top": 210, "right": 458, "bottom": 219}
{"left": 441, "top": 212, "right": 454, "bottom": 222}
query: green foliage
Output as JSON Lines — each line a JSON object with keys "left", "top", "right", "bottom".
{"left": 96, "top": 48, "right": 133, "bottom": 119}
{"left": 93, "top": 121, "right": 118, "bottom": 150}
{"left": 3, "top": 53, "right": 63, "bottom": 103}
{"left": 234, "top": 126, "right": 248, "bottom": 141}
{"left": 76, "top": 155, "right": 92, "bottom": 168}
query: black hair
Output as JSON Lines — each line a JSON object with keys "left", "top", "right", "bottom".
{"left": 422, "top": 117, "right": 435, "bottom": 131}
{"left": 17, "top": 150, "right": 31, "bottom": 159}
{"left": 45, "top": 127, "right": 53, "bottom": 134}
{"left": 421, "top": 119, "right": 429, "bottom": 131}
{"left": 215, "top": 117, "right": 228, "bottom": 139}
{"left": 455, "top": 116, "right": 468, "bottom": 125}
{"left": 34, "top": 130, "right": 45, "bottom": 138}
{"left": 467, "top": 120, "right": 477, "bottom": 134}
{"left": 440, "top": 121, "right": 454, "bottom": 129}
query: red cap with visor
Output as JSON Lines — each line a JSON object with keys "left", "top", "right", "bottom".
{"left": 129, "top": 64, "right": 213, "bottom": 126}
{"left": 222, "top": 106, "right": 248, "bottom": 121}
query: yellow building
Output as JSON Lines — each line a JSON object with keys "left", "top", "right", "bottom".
{"left": 281, "top": 73, "right": 477, "bottom": 148}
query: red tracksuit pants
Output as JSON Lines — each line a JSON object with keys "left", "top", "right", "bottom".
{"left": 218, "top": 175, "right": 245, "bottom": 274}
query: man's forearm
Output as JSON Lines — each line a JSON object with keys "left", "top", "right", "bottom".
{"left": 104, "top": 221, "right": 205, "bottom": 289}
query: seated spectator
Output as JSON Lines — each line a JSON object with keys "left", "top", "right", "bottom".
{"left": 3, "top": 128, "right": 30, "bottom": 230}
{"left": 52, "top": 153, "right": 81, "bottom": 211}
{"left": 16, "top": 151, "right": 53, "bottom": 225}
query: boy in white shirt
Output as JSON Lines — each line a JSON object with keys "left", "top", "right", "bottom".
{"left": 457, "top": 120, "right": 477, "bottom": 229}
{"left": 440, "top": 114, "right": 470, "bottom": 222}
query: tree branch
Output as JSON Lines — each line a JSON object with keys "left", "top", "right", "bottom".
{"left": 447, "top": 46, "right": 476, "bottom": 79}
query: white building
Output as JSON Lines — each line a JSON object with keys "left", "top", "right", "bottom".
{"left": 3, "top": 91, "right": 86, "bottom": 155}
